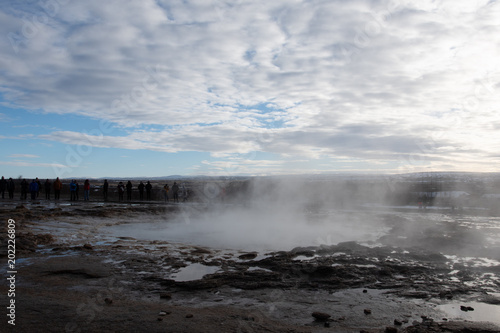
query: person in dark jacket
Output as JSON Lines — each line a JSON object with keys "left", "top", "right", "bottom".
{"left": 172, "top": 182, "right": 179, "bottom": 203}
{"left": 29, "top": 179, "right": 39, "bottom": 200}
{"left": 0, "top": 176, "right": 6, "bottom": 199}
{"left": 103, "top": 179, "right": 109, "bottom": 201}
{"left": 126, "top": 181, "right": 132, "bottom": 201}
{"left": 36, "top": 178, "right": 41, "bottom": 198}
{"left": 7, "top": 178, "right": 15, "bottom": 199}
{"left": 45, "top": 179, "right": 51, "bottom": 200}
{"left": 138, "top": 181, "right": 145, "bottom": 200}
{"left": 20, "top": 179, "right": 28, "bottom": 200}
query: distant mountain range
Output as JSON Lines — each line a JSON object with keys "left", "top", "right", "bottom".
{"left": 61, "top": 172, "right": 500, "bottom": 182}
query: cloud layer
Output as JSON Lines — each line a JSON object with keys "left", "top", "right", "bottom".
{"left": 1, "top": 0, "right": 500, "bottom": 174}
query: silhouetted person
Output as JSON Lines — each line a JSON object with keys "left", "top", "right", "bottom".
{"left": 29, "top": 179, "right": 39, "bottom": 200}
{"left": 53, "top": 177, "right": 62, "bottom": 200}
{"left": 138, "top": 181, "right": 145, "bottom": 200}
{"left": 70, "top": 180, "right": 77, "bottom": 201}
{"left": 36, "top": 177, "right": 41, "bottom": 198}
{"left": 145, "top": 181, "right": 152, "bottom": 200}
{"left": 126, "top": 181, "right": 132, "bottom": 201}
{"left": 118, "top": 182, "right": 125, "bottom": 201}
{"left": 83, "top": 179, "right": 90, "bottom": 201}
{"left": 45, "top": 179, "right": 51, "bottom": 200}
{"left": 20, "top": 179, "right": 28, "bottom": 200}
{"left": 163, "top": 184, "right": 169, "bottom": 202}
{"left": 103, "top": 179, "right": 109, "bottom": 201}
{"left": 0, "top": 176, "right": 6, "bottom": 199}
{"left": 7, "top": 178, "right": 15, "bottom": 199}
{"left": 172, "top": 182, "right": 179, "bottom": 203}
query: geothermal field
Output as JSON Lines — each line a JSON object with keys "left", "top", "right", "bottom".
{"left": 1, "top": 173, "right": 500, "bottom": 332}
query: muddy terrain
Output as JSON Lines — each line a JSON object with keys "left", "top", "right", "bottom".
{"left": 1, "top": 198, "right": 500, "bottom": 332}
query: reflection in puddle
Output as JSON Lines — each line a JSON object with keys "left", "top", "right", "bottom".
{"left": 170, "top": 263, "right": 220, "bottom": 282}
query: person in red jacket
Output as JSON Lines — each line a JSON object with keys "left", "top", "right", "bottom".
{"left": 83, "top": 179, "right": 90, "bottom": 201}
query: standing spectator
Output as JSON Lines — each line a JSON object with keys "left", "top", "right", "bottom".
{"left": 53, "top": 177, "right": 62, "bottom": 200}
{"left": 69, "top": 180, "right": 77, "bottom": 201}
{"left": 29, "top": 179, "right": 39, "bottom": 200}
{"left": 0, "top": 176, "right": 6, "bottom": 199}
{"left": 20, "top": 179, "right": 28, "bottom": 200}
{"left": 36, "top": 178, "right": 42, "bottom": 198}
{"left": 45, "top": 179, "right": 52, "bottom": 200}
{"left": 172, "top": 182, "right": 179, "bottom": 203}
{"left": 7, "top": 178, "right": 15, "bottom": 199}
{"left": 181, "top": 183, "right": 188, "bottom": 202}
{"left": 126, "top": 181, "right": 132, "bottom": 201}
{"left": 83, "top": 179, "right": 90, "bottom": 201}
{"left": 118, "top": 182, "right": 125, "bottom": 201}
{"left": 163, "top": 184, "right": 169, "bottom": 203}
{"left": 103, "top": 179, "right": 109, "bottom": 201}
{"left": 145, "top": 181, "right": 152, "bottom": 200}
{"left": 75, "top": 181, "right": 80, "bottom": 200}
{"left": 138, "top": 181, "right": 145, "bottom": 200}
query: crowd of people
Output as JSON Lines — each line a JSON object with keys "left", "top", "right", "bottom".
{"left": 0, "top": 176, "right": 189, "bottom": 203}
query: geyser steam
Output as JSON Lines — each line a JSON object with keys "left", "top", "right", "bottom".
{"left": 167, "top": 177, "right": 388, "bottom": 251}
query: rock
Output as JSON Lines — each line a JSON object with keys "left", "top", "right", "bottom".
{"left": 364, "top": 309, "right": 372, "bottom": 315}
{"left": 185, "top": 314, "right": 194, "bottom": 318}
{"left": 238, "top": 252, "right": 258, "bottom": 260}
{"left": 104, "top": 298, "right": 113, "bottom": 304}
{"left": 83, "top": 243, "right": 93, "bottom": 250}
{"left": 191, "top": 247, "right": 212, "bottom": 255}
{"left": 362, "top": 289, "right": 368, "bottom": 293}
{"left": 160, "top": 293, "right": 172, "bottom": 300}
{"left": 312, "top": 312, "right": 331, "bottom": 321}
{"left": 159, "top": 311, "right": 167, "bottom": 316}
{"left": 394, "top": 319, "right": 402, "bottom": 326}
{"left": 385, "top": 327, "right": 398, "bottom": 333}
{"left": 460, "top": 305, "right": 474, "bottom": 312}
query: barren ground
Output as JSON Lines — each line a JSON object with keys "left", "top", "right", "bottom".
{"left": 1, "top": 199, "right": 500, "bottom": 333}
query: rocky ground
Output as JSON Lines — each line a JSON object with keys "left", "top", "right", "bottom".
{"left": 1, "top": 200, "right": 500, "bottom": 332}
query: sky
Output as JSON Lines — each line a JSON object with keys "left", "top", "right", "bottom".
{"left": 0, "top": 0, "right": 499, "bottom": 179}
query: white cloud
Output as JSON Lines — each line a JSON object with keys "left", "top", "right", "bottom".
{"left": 1, "top": 0, "right": 500, "bottom": 173}
{"left": 8, "top": 154, "right": 40, "bottom": 158}
{"left": 0, "top": 161, "right": 68, "bottom": 169}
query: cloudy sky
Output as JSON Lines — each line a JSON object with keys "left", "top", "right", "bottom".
{"left": 0, "top": 0, "right": 499, "bottom": 178}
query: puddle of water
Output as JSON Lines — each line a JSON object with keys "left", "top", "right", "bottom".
{"left": 170, "top": 263, "right": 220, "bottom": 282}
{"left": 247, "top": 266, "right": 272, "bottom": 272}
{"left": 437, "top": 301, "right": 500, "bottom": 325}
{"left": 354, "top": 264, "right": 378, "bottom": 268}
{"left": 293, "top": 255, "right": 320, "bottom": 261}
